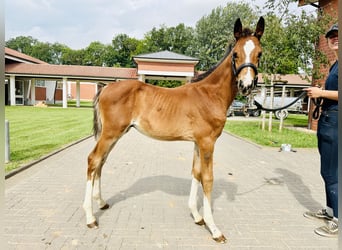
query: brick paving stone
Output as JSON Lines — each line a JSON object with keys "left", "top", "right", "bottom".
{"left": 5, "top": 129, "right": 338, "bottom": 249}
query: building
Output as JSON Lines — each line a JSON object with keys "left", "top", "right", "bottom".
{"left": 5, "top": 48, "right": 199, "bottom": 107}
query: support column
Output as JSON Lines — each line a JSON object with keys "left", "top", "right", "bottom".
{"left": 30, "top": 78, "right": 36, "bottom": 105}
{"left": 9, "top": 75, "right": 15, "bottom": 106}
{"left": 62, "top": 77, "right": 68, "bottom": 108}
{"left": 138, "top": 74, "right": 145, "bottom": 82}
{"left": 76, "top": 80, "right": 80, "bottom": 108}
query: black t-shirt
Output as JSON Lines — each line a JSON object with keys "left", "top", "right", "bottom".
{"left": 322, "top": 60, "right": 338, "bottom": 111}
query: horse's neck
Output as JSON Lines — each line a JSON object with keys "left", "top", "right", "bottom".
{"left": 201, "top": 54, "right": 237, "bottom": 107}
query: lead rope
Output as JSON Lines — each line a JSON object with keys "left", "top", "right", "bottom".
{"left": 312, "top": 97, "right": 323, "bottom": 120}
{"left": 253, "top": 91, "right": 307, "bottom": 112}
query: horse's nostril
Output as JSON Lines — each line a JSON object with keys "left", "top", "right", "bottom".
{"left": 238, "top": 80, "right": 244, "bottom": 89}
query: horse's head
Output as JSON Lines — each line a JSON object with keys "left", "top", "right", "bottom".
{"left": 231, "top": 17, "right": 264, "bottom": 96}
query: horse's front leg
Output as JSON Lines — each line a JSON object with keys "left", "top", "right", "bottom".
{"left": 199, "top": 143, "right": 227, "bottom": 243}
{"left": 189, "top": 144, "right": 205, "bottom": 225}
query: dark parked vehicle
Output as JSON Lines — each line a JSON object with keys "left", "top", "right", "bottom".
{"left": 227, "top": 100, "right": 260, "bottom": 117}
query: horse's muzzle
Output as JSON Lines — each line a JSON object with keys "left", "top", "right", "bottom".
{"left": 238, "top": 79, "right": 257, "bottom": 96}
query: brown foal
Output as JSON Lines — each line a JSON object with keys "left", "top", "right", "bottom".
{"left": 83, "top": 17, "right": 265, "bottom": 243}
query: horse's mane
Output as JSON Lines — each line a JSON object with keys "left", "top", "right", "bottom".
{"left": 191, "top": 28, "right": 253, "bottom": 83}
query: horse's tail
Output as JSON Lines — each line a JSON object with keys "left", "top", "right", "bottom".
{"left": 93, "top": 88, "right": 103, "bottom": 140}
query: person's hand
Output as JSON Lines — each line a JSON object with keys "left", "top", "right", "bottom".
{"left": 303, "top": 87, "right": 323, "bottom": 98}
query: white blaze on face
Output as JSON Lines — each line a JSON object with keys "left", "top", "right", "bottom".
{"left": 242, "top": 39, "right": 256, "bottom": 84}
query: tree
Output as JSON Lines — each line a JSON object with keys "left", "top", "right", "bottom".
{"left": 61, "top": 47, "right": 85, "bottom": 65}
{"left": 142, "top": 23, "right": 195, "bottom": 55}
{"left": 110, "top": 34, "right": 140, "bottom": 67}
{"left": 192, "top": 2, "right": 258, "bottom": 70}
{"left": 6, "top": 36, "right": 71, "bottom": 65}
{"left": 31, "top": 42, "right": 58, "bottom": 64}
{"left": 264, "top": 0, "right": 336, "bottom": 79}
{"left": 49, "top": 43, "right": 69, "bottom": 65}
{"left": 83, "top": 41, "right": 107, "bottom": 66}
{"left": 6, "top": 36, "right": 39, "bottom": 55}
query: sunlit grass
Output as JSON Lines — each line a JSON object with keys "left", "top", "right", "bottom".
{"left": 5, "top": 106, "right": 316, "bottom": 173}
{"left": 5, "top": 105, "right": 93, "bottom": 172}
{"left": 224, "top": 114, "right": 317, "bottom": 148}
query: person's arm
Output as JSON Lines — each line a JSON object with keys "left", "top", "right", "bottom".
{"left": 303, "top": 87, "right": 338, "bottom": 101}
{"left": 320, "top": 89, "right": 338, "bottom": 101}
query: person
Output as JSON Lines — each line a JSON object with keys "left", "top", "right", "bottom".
{"left": 303, "top": 23, "right": 338, "bottom": 237}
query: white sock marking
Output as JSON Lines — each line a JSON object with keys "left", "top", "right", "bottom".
{"left": 203, "top": 196, "right": 222, "bottom": 238}
{"left": 83, "top": 180, "right": 96, "bottom": 224}
{"left": 188, "top": 177, "right": 203, "bottom": 223}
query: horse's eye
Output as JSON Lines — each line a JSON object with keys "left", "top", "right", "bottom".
{"left": 257, "top": 52, "right": 262, "bottom": 58}
{"left": 233, "top": 52, "right": 238, "bottom": 59}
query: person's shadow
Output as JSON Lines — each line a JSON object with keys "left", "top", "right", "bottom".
{"left": 274, "top": 168, "right": 322, "bottom": 211}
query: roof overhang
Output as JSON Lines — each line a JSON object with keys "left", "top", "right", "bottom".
{"left": 134, "top": 57, "right": 198, "bottom": 65}
{"left": 5, "top": 63, "right": 138, "bottom": 82}
{"left": 5, "top": 73, "right": 120, "bottom": 82}
{"left": 138, "top": 70, "right": 194, "bottom": 77}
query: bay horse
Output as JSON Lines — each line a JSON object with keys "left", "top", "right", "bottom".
{"left": 83, "top": 17, "right": 265, "bottom": 243}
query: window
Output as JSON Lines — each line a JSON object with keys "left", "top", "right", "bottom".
{"left": 56, "top": 82, "right": 63, "bottom": 89}
{"left": 35, "top": 80, "right": 46, "bottom": 87}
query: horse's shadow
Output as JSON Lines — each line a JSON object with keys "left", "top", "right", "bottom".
{"left": 95, "top": 175, "right": 238, "bottom": 219}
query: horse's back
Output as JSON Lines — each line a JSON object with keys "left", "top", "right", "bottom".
{"left": 97, "top": 80, "right": 226, "bottom": 141}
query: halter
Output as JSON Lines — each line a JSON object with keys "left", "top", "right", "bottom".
{"left": 231, "top": 53, "right": 259, "bottom": 87}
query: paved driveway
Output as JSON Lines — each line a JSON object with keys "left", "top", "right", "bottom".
{"left": 5, "top": 130, "right": 338, "bottom": 249}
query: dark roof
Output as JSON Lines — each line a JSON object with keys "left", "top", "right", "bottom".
{"left": 134, "top": 50, "right": 198, "bottom": 61}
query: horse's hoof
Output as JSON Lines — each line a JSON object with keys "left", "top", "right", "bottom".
{"left": 213, "top": 234, "right": 227, "bottom": 244}
{"left": 100, "top": 203, "right": 110, "bottom": 210}
{"left": 87, "top": 221, "right": 99, "bottom": 229}
{"left": 195, "top": 218, "right": 206, "bottom": 226}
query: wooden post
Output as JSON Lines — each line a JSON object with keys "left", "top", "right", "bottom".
{"left": 268, "top": 81, "right": 274, "bottom": 132}
{"left": 279, "top": 85, "right": 286, "bottom": 132}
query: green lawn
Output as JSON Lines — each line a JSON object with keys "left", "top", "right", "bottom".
{"left": 5, "top": 105, "right": 93, "bottom": 173}
{"left": 224, "top": 114, "right": 317, "bottom": 148}
{"left": 4, "top": 106, "right": 316, "bottom": 173}
{"left": 48, "top": 100, "right": 93, "bottom": 108}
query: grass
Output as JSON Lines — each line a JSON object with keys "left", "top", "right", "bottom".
{"left": 48, "top": 100, "right": 93, "bottom": 108}
{"left": 5, "top": 105, "right": 93, "bottom": 173}
{"left": 5, "top": 105, "right": 316, "bottom": 173}
{"left": 224, "top": 114, "right": 317, "bottom": 148}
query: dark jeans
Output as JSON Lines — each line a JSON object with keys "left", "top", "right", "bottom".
{"left": 317, "top": 110, "right": 338, "bottom": 218}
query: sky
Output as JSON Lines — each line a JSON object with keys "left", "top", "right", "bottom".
{"left": 5, "top": 0, "right": 316, "bottom": 50}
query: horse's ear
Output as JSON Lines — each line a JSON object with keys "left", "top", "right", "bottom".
{"left": 234, "top": 18, "right": 243, "bottom": 41}
{"left": 254, "top": 17, "right": 265, "bottom": 40}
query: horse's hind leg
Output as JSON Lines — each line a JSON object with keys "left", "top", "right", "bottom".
{"left": 93, "top": 172, "right": 110, "bottom": 210}
{"left": 83, "top": 135, "right": 117, "bottom": 228}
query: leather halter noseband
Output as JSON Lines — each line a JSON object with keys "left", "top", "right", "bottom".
{"left": 231, "top": 53, "right": 259, "bottom": 87}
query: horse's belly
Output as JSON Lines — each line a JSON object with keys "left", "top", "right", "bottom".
{"left": 132, "top": 118, "right": 194, "bottom": 141}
